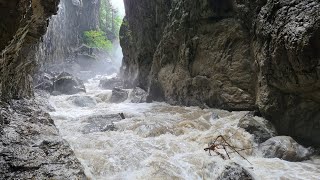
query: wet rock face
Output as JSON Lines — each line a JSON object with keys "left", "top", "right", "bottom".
{"left": 0, "top": 100, "right": 86, "bottom": 179}
{"left": 253, "top": 0, "right": 320, "bottom": 146}
{"left": 259, "top": 136, "right": 314, "bottom": 162}
{"left": 120, "top": 0, "right": 172, "bottom": 89}
{"left": 0, "top": 0, "right": 60, "bottom": 101}
{"left": 121, "top": 0, "right": 320, "bottom": 146}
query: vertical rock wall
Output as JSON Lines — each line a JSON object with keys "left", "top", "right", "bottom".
{"left": 120, "top": 0, "right": 172, "bottom": 89}
{"left": 121, "top": 0, "right": 320, "bottom": 146}
{"left": 0, "top": 0, "right": 87, "bottom": 178}
{"left": 0, "top": 0, "right": 60, "bottom": 101}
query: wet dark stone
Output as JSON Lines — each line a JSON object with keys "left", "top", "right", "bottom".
{"left": 217, "top": 162, "right": 253, "bottom": 180}
{"left": 81, "top": 114, "right": 123, "bottom": 134}
{"left": 259, "top": 136, "right": 314, "bottom": 162}
{"left": 99, "top": 77, "right": 123, "bottom": 90}
{"left": 110, "top": 88, "right": 128, "bottom": 103}
{"left": 238, "top": 114, "right": 276, "bottom": 143}
{"left": 67, "top": 95, "right": 97, "bottom": 107}
{"left": 53, "top": 72, "right": 86, "bottom": 95}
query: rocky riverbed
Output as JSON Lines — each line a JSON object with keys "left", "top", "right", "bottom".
{"left": 48, "top": 75, "right": 320, "bottom": 179}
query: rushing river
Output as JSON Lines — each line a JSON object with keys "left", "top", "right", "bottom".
{"left": 49, "top": 75, "right": 320, "bottom": 180}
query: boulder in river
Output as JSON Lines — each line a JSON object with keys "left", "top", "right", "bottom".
{"left": 217, "top": 162, "right": 254, "bottom": 180}
{"left": 130, "top": 87, "right": 148, "bottom": 103}
{"left": 110, "top": 87, "right": 129, "bottom": 103}
{"left": 53, "top": 72, "right": 86, "bottom": 95}
{"left": 67, "top": 95, "right": 97, "bottom": 107}
{"left": 81, "top": 114, "right": 123, "bottom": 134}
{"left": 210, "top": 112, "right": 220, "bottom": 120}
{"left": 238, "top": 114, "right": 277, "bottom": 143}
{"left": 259, "top": 136, "right": 314, "bottom": 162}
{"left": 99, "top": 77, "right": 123, "bottom": 90}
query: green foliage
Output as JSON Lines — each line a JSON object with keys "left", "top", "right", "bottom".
{"left": 99, "top": 0, "right": 123, "bottom": 39}
{"left": 83, "top": 30, "right": 112, "bottom": 51}
{"left": 99, "top": 0, "right": 111, "bottom": 31}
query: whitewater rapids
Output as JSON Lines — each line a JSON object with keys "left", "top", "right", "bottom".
{"left": 49, "top": 75, "right": 320, "bottom": 180}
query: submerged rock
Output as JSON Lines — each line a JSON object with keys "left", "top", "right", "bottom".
{"left": 238, "top": 114, "right": 276, "bottom": 143}
{"left": 81, "top": 114, "right": 123, "bottom": 134}
{"left": 259, "top": 136, "right": 314, "bottom": 162}
{"left": 99, "top": 77, "right": 123, "bottom": 90}
{"left": 53, "top": 72, "right": 86, "bottom": 95}
{"left": 211, "top": 112, "right": 220, "bottom": 120}
{"left": 130, "top": 87, "right": 148, "bottom": 103}
{"left": 217, "top": 162, "right": 254, "bottom": 180}
{"left": 110, "top": 87, "right": 129, "bottom": 103}
{"left": 67, "top": 95, "right": 97, "bottom": 107}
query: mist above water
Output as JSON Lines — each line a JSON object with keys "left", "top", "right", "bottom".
{"left": 35, "top": 0, "right": 125, "bottom": 81}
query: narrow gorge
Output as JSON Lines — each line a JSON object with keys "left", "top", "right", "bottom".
{"left": 0, "top": 0, "right": 319, "bottom": 179}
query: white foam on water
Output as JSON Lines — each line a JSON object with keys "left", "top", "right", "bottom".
{"left": 49, "top": 76, "right": 320, "bottom": 180}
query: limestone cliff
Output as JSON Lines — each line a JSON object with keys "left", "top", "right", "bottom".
{"left": 121, "top": 0, "right": 320, "bottom": 146}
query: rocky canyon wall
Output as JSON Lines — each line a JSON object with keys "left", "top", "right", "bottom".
{"left": 0, "top": 0, "right": 60, "bottom": 101}
{"left": 121, "top": 0, "right": 320, "bottom": 146}
{"left": 0, "top": 0, "right": 86, "bottom": 178}
{"left": 120, "top": 0, "right": 172, "bottom": 89}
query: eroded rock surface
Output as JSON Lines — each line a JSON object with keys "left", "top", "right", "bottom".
{"left": 121, "top": 0, "right": 320, "bottom": 146}
{"left": 120, "top": 0, "right": 172, "bottom": 89}
{"left": 0, "top": 0, "right": 60, "bottom": 101}
{"left": 0, "top": 0, "right": 87, "bottom": 178}
{"left": 0, "top": 100, "right": 86, "bottom": 179}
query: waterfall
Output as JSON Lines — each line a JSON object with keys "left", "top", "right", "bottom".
{"left": 35, "top": 0, "right": 82, "bottom": 72}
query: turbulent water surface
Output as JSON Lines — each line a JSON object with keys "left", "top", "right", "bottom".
{"left": 49, "top": 76, "right": 320, "bottom": 180}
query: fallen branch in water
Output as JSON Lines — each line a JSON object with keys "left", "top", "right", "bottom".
{"left": 204, "top": 135, "right": 252, "bottom": 165}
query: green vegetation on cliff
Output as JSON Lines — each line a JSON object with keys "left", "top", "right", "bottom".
{"left": 99, "top": 0, "right": 123, "bottom": 39}
{"left": 83, "top": 30, "right": 112, "bottom": 51}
